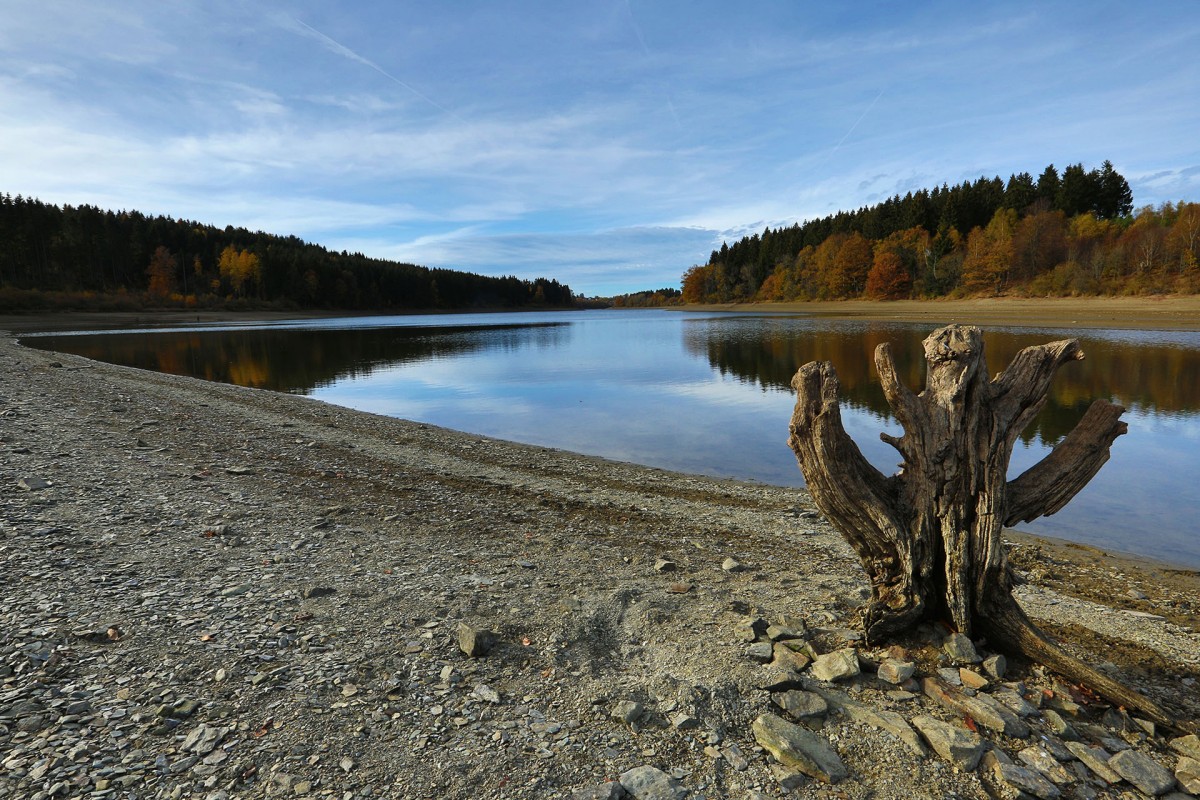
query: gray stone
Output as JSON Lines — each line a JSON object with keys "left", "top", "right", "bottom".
{"left": 958, "top": 668, "right": 989, "bottom": 690}
{"left": 721, "top": 742, "right": 749, "bottom": 771}
{"left": 1017, "top": 746, "right": 1074, "bottom": 784}
{"left": 18, "top": 476, "right": 51, "bottom": 491}
{"left": 991, "top": 687, "right": 1038, "bottom": 718}
{"left": 652, "top": 558, "right": 676, "bottom": 572}
{"left": 983, "top": 653, "right": 1007, "bottom": 680}
{"left": 768, "top": 763, "right": 808, "bottom": 792}
{"left": 943, "top": 632, "right": 981, "bottom": 663}
{"left": 936, "top": 667, "right": 963, "bottom": 686}
{"left": 1176, "top": 755, "right": 1200, "bottom": 795}
{"left": 755, "top": 664, "right": 804, "bottom": 692}
{"left": 746, "top": 641, "right": 775, "bottom": 662}
{"left": 991, "top": 762, "right": 1061, "bottom": 799}
{"left": 752, "top": 713, "right": 848, "bottom": 783}
{"left": 766, "top": 623, "right": 805, "bottom": 641}
{"left": 921, "top": 677, "right": 1029, "bottom": 738}
{"left": 571, "top": 782, "right": 627, "bottom": 800}
{"left": 721, "top": 557, "right": 745, "bottom": 572}
{"left": 876, "top": 658, "right": 915, "bottom": 684}
{"left": 473, "top": 683, "right": 501, "bottom": 704}
{"left": 772, "top": 642, "right": 811, "bottom": 671}
{"left": 611, "top": 700, "right": 644, "bottom": 724}
{"left": 1043, "top": 709, "right": 1078, "bottom": 740}
{"left": 1108, "top": 749, "right": 1176, "bottom": 796}
{"left": 911, "top": 715, "right": 985, "bottom": 771}
{"left": 301, "top": 585, "right": 336, "bottom": 599}
{"left": 772, "top": 689, "right": 827, "bottom": 719}
{"left": 810, "top": 648, "right": 860, "bottom": 682}
{"left": 1064, "top": 742, "right": 1121, "bottom": 784}
{"left": 739, "top": 616, "right": 769, "bottom": 641}
{"left": 669, "top": 711, "right": 699, "bottom": 730}
{"left": 456, "top": 622, "right": 496, "bottom": 657}
{"left": 618, "top": 765, "right": 685, "bottom": 800}
{"left": 835, "top": 699, "right": 927, "bottom": 756}
{"left": 181, "top": 724, "right": 227, "bottom": 756}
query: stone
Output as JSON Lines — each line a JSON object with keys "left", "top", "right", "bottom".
{"left": 571, "top": 783, "right": 626, "bottom": 800}
{"left": 652, "top": 558, "right": 676, "bottom": 572}
{"left": 1108, "top": 749, "right": 1176, "bottom": 796}
{"left": 942, "top": 632, "right": 981, "bottom": 663}
{"left": 755, "top": 664, "right": 804, "bottom": 692}
{"left": 473, "top": 683, "right": 501, "bottom": 704}
{"left": 766, "top": 623, "right": 805, "bottom": 641}
{"left": 958, "top": 668, "right": 989, "bottom": 690}
{"left": 456, "top": 622, "right": 496, "bottom": 657}
{"left": 810, "top": 648, "right": 860, "bottom": 682}
{"left": 1017, "top": 746, "right": 1074, "bottom": 784}
{"left": 911, "top": 715, "right": 985, "bottom": 771}
{"left": 1176, "top": 755, "right": 1200, "bottom": 795}
{"left": 752, "top": 713, "right": 848, "bottom": 784}
{"left": 618, "top": 765, "right": 685, "bottom": 800}
{"left": 739, "top": 617, "right": 769, "bottom": 642}
{"left": 721, "top": 742, "right": 749, "bottom": 771}
{"left": 876, "top": 658, "right": 915, "bottom": 684}
{"left": 1064, "top": 742, "right": 1121, "bottom": 784}
{"left": 1170, "top": 734, "right": 1200, "bottom": 761}
{"left": 302, "top": 586, "right": 336, "bottom": 599}
{"left": 921, "top": 677, "right": 1029, "bottom": 738}
{"left": 181, "top": 724, "right": 227, "bottom": 756}
{"left": 611, "top": 700, "right": 643, "bottom": 724}
{"left": 990, "top": 687, "right": 1038, "bottom": 718}
{"left": 768, "top": 763, "right": 808, "bottom": 792}
{"left": 772, "top": 690, "right": 827, "bottom": 719}
{"left": 669, "top": 711, "right": 699, "bottom": 730}
{"left": 18, "top": 476, "right": 51, "bottom": 491}
{"left": 746, "top": 641, "right": 775, "bottom": 662}
{"left": 1043, "top": 709, "right": 1078, "bottom": 740}
{"left": 772, "top": 642, "right": 810, "bottom": 671}
{"left": 982, "top": 653, "right": 1007, "bottom": 680}
{"left": 991, "top": 762, "right": 1061, "bottom": 799}
{"left": 834, "top": 698, "right": 927, "bottom": 757}
{"left": 721, "top": 557, "right": 745, "bottom": 572}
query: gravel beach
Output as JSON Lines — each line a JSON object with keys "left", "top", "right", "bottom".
{"left": 2, "top": 330, "right": 1198, "bottom": 799}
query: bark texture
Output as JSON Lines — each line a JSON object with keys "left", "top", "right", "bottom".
{"left": 788, "top": 324, "right": 1172, "bottom": 727}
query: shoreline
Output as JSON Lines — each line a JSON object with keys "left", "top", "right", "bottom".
{"left": 3, "top": 332, "right": 1197, "bottom": 797}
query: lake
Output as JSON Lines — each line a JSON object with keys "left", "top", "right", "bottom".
{"left": 24, "top": 309, "right": 1200, "bottom": 568}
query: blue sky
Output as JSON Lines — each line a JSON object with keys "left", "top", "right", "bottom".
{"left": 3, "top": 2, "right": 1198, "bottom": 296}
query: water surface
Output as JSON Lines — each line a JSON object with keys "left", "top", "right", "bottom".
{"left": 26, "top": 309, "right": 1200, "bottom": 568}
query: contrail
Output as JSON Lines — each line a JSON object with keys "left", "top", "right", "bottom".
{"left": 624, "top": 0, "right": 682, "bottom": 133}
{"left": 819, "top": 87, "right": 886, "bottom": 169}
{"left": 290, "top": 17, "right": 460, "bottom": 120}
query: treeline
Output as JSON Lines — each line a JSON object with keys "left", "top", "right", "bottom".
{"left": 0, "top": 193, "right": 574, "bottom": 311}
{"left": 682, "top": 161, "right": 1200, "bottom": 302}
{"left": 610, "top": 287, "right": 682, "bottom": 307}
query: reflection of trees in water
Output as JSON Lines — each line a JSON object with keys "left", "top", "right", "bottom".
{"left": 31, "top": 323, "right": 570, "bottom": 393}
{"left": 685, "top": 320, "right": 1200, "bottom": 445}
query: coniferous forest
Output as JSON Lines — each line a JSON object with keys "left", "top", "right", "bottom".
{"left": 681, "top": 161, "right": 1200, "bottom": 303}
{"left": 0, "top": 194, "right": 574, "bottom": 312}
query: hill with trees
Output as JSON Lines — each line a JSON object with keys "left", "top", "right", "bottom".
{"left": 0, "top": 194, "right": 574, "bottom": 312}
{"left": 682, "top": 161, "right": 1200, "bottom": 303}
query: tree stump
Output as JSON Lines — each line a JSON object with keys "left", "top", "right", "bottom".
{"left": 788, "top": 324, "right": 1174, "bottom": 727}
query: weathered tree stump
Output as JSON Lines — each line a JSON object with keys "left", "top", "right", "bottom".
{"left": 788, "top": 324, "right": 1174, "bottom": 727}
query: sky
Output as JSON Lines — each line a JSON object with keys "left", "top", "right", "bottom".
{"left": 2, "top": 2, "right": 1199, "bottom": 297}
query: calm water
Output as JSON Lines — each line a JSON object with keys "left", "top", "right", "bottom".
{"left": 25, "top": 309, "right": 1200, "bottom": 568}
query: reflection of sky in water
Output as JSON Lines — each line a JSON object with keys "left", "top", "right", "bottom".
{"left": 30, "top": 309, "right": 1200, "bottom": 568}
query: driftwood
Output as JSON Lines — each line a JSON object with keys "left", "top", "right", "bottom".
{"left": 787, "top": 324, "right": 1174, "bottom": 728}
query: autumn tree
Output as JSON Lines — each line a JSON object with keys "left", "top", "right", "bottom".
{"left": 218, "top": 245, "right": 261, "bottom": 298}
{"left": 145, "top": 245, "right": 178, "bottom": 297}
{"left": 864, "top": 250, "right": 910, "bottom": 299}
{"left": 826, "top": 232, "right": 873, "bottom": 297}
{"left": 961, "top": 208, "right": 1017, "bottom": 294}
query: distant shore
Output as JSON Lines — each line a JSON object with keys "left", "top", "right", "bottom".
{"left": 678, "top": 295, "right": 1200, "bottom": 331}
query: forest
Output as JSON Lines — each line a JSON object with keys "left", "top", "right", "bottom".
{"left": 681, "top": 161, "right": 1200, "bottom": 303}
{"left": 0, "top": 194, "right": 574, "bottom": 312}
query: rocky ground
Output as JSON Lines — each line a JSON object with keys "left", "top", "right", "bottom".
{"left": 2, "top": 331, "right": 1199, "bottom": 800}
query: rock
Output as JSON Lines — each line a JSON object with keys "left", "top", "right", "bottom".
{"left": 302, "top": 586, "right": 336, "bottom": 599}
{"left": 652, "top": 558, "right": 676, "bottom": 572}
{"left": 958, "top": 668, "right": 989, "bottom": 690}
{"left": 942, "top": 632, "right": 981, "bottom": 663}
{"left": 1171, "top": 734, "right": 1200, "bottom": 761}
{"left": 1043, "top": 709, "right": 1078, "bottom": 740}
{"left": 1108, "top": 749, "right": 1176, "bottom": 796}
{"left": 766, "top": 623, "right": 805, "bottom": 641}
{"left": 921, "top": 677, "right": 1029, "bottom": 738}
{"left": 721, "top": 557, "right": 745, "bottom": 572}
{"left": 473, "top": 683, "right": 501, "bottom": 704}
{"left": 876, "top": 658, "right": 915, "bottom": 684}
{"left": 771, "top": 690, "right": 827, "bottom": 719}
{"left": 739, "top": 617, "right": 769, "bottom": 642}
{"left": 181, "top": 724, "right": 228, "bottom": 755}
{"left": 752, "top": 713, "right": 848, "bottom": 783}
{"left": 669, "top": 711, "right": 699, "bottom": 730}
{"left": 618, "top": 765, "right": 685, "bottom": 800}
{"left": 768, "top": 763, "right": 808, "bottom": 792}
{"left": 456, "top": 622, "right": 496, "bottom": 657}
{"left": 810, "top": 648, "right": 860, "bottom": 682}
{"left": 1064, "top": 742, "right": 1121, "bottom": 784}
{"left": 911, "top": 715, "right": 984, "bottom": 771}
{"left": 571, "top": 782, "right": 627, "bottom": 800}
{"left": 991, "top": 761, "right": 1062, "bottom": 799}
{"left": 991, "top": 687, "right": 1038, "bottom": 718}
{"left": 755, "top": 664, "right": 804, "bottom": 692}
{"left": 1017, "top": 746, "right": 1074, "bottom": 784}
{"left": 834, "top": 698, "right": 927, "bottom": 757}
{"left": 982, "top": 653, "right": 1007, "bottom": 680}
{"left": 721, "top": 742, "right": 749, "bottom": 771}
{"left": 1176, "top": 755, "right": 1200, "bottom": 795}
{"left": 772, "top": 642, "right": 811, "bottom": 671}
{"left": 18, "top": 476, "right": 51, "bottom": 491}
{"left": 745, "top": 641, "right": 774, "bottom": 662}
{"left": 611, "top": 700, "right": 643, "bottom": 724}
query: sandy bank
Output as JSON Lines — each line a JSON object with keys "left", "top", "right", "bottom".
{"left": 680, "top": 296, "right": 1200, "bottom": 331}
{"left": 2, "top": 333, "right": 1197, "bottom": 798}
